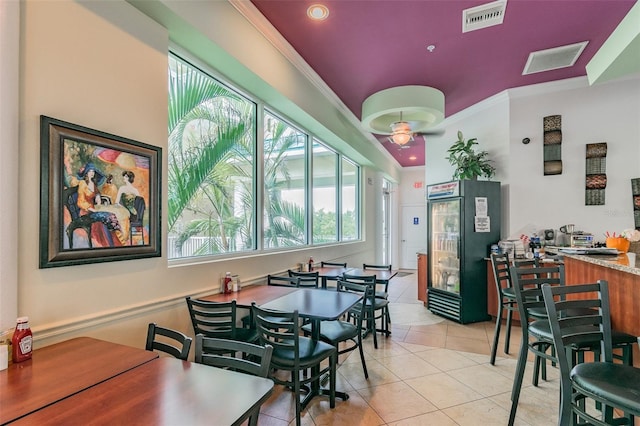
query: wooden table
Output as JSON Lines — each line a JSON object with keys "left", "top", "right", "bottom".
{"left": 0, "top": 337, "right": 158, "bottom": 424}
{"left": 199, "top": 284, "right": 298, "bottom": 307}
{"left": 261, "top": 288, "right": 361, "bottom": 407}
{"left": 12, "top": 357, "right": 274, "bottom": 426}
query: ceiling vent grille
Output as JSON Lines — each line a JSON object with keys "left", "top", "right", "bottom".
{"left": 462, "top": 0, "right": 507, "bottom": 33}
{"left": 522, "top": 41, "right": 589, "bottom": 75}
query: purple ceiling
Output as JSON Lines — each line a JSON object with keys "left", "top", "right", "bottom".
{"left": 250, "top": 0, "right": 635, "bottom": 167}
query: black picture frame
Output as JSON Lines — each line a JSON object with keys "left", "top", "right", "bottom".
{"left": 39, "top": 116, "right": 161, "bottom": 268}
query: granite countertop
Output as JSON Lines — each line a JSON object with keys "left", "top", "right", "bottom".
{"left": 559, "top": 252, "right": 640, "bottom": 276}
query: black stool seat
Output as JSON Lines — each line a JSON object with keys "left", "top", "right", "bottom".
{"left": 571, "top": 362, "right": 640, "bottom": 416}
{"left": 529, "top": 320, "right": 635, "bottom": 354}
{"left": 302, "top": 321, "right": 357, "bottom": 344}
{"left": 270, "top": 335, "right": 336, "bottom": 366}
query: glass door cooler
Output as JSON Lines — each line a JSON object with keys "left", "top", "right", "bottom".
{"left": 426, "top": 180, "right": 501, "bottom": 323}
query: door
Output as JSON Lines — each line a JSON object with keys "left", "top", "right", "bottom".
{"left": 400, "top": 204, "right": 426, "bottom": 269}
{"left": 428, "top": 199, "right": 461, "bottom": 294}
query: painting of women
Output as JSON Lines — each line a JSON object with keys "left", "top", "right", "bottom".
{"left": 75, "top": 163, "right": 129, "bottom": 247}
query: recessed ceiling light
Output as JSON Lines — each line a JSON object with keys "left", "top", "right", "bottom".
{"left": 409, "top": 155, "right": 417, "bottom": 161}
{"left": 307, "top": 4, "right": 329, "bottom": 20}
{"left": 426, "top": 45, "right": 436, "bottom": 53}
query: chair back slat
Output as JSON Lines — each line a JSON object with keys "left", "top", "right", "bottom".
{"left": 510, "top": 264, "right": 566, "bottom": 320}
{"left": 195, "top": 335, "right": 273, "bottom": 378}
{"left": 287, "top": 270, "right": 320, "bottom": 288}
{"left": 145, "top": 323, "right": 192, "bottom": 360}
{"left": 252, "top": 304, "right": 300, "bottom": 363}
{"left": 490, "top": 253, "right": 511, "bottom": 291}
{"left": 186, "top": 297, "right": 239, "bottom": 339}
{"left": 267, "top": 274, "right": 300, "bottom": 287}
{"left": 337, "top": 279, "right": 371, "bottom": 322}
{"left": 321, "top": 261, "right": 347, "bottom": 268}
{"left": 362, "top": 263, "right": 392, "bottom": 271}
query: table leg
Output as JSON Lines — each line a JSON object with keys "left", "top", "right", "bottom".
{"left": 300, "top": 319, "right": 349, "bottom": 409}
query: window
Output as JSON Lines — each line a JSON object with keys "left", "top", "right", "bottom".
{"left": 167, "top": 54, "right": 256, "bottom": 258}
{"left": 312, "top": 141, "right": 338, "bottom": 243}
{"left": 167, "top": 52, "right": 361, "bottom": 260}
{"left": 263, "top": 112, "right": 307, "bottom": 248}
{"left": 341, "top": 158, "right": 359, "bottom": 240}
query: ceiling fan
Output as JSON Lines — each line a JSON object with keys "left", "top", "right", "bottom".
{"left": 360, "top": 85, "right": 446, "bottom": 148}
{"left": 381, "top": 111, "right": 445, "bottom": 147}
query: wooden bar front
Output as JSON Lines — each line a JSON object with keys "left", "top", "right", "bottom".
{"left": 563, "top": 256, "right": 640, "bottom": 367}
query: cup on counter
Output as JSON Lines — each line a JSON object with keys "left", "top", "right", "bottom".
{"left": 0, "top": 344, "right": 7, "bottom": 370}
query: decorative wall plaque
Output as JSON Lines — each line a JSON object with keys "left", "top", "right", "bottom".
{"left": 585, "top": 143, "right": 607, "bottom": 205}
{"left": 543, "top": 115, "right": 562, "bottom": 175}
{"left": 632, "top": 178, "right": 640, "bottom": 230}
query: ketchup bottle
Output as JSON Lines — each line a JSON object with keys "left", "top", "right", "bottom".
{"left": 224, "top": 272, "right": 233, "bottom": 294}
{"left": 12, "top": 317, "right": 33, "bottom": 363}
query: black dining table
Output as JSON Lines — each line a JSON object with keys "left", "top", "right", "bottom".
{"left": 260, "top": 288, "right": 361, "bottom": 407}
{"left": 343, "top": 267, "right": 398, "bottom": 285}
{"left": 313, "top": 266, "right": 352, "bottom": 289}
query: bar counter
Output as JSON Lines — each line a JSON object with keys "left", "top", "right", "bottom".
{"left": 561, "top": 253, "right": 640, "bottom": 347}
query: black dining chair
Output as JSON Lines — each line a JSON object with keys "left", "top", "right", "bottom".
{"left": 251, "top": 303, "right": 337, "bottom": 426}
{"left": 542, "top": 281, "right": 640, "bottom": 425}
{"left": 145, "top": 323, "right": 192, "bottom": 360}
{"left": 488, "top": 253, "right": 540, "bottom": 365}
{"left": 362, "top": 263, "right": 392, "bottom": 299}
{"left": 185, "top": 297, "right": 258, "bottom": 346}
{"left": 287, "top": 270, "right": 320, "bottom": 288}
{"left": 301, "top": 278, "right": 371, "bottom": 379}
{"left": 342, "top": 272, "right": 389, "bottom": 348}
{"left": 194, "top": 335, "right": 274, "bottom": 426}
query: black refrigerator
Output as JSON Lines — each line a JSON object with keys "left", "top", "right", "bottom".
{"left": 426, "top": 180, "right": 501, "bottom": 324}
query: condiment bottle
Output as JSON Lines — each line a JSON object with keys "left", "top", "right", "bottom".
{"left": 308, "top": 257, "right": 314, "bottom": 271}
{"left": 11, "top": 317, "right": 33, "bottom": 363}
{"left": 223, "top": 272, "right": 233, "bottom": 294}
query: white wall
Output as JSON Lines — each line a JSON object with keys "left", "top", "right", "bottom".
{"left": 425, "top": 94, "right": 511, "bottom": 235}
{"left": 509, "top": 76, "right": 640, "bottom": 240}
{"left": 426, "top": 76, "right": 640, "bottom": 241}
{"left": 12, "top": 0, "right": 381, "bottom": 350}
{"left": 0, "top": 0, "right": 19, "bottom": 331}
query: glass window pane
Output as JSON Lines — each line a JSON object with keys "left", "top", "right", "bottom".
{"left": 341, "top": 158, "right": 358, "bottom": 240}
{"left": 263, "top": 111, "right": 307, "bottom": 248}
{"left": 312, "top": 141, "right": 337, "bottom": 243}
{"left": 167, "top": 54, "right": 256, "bottom": 259}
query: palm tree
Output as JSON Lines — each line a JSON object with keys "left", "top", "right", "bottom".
{"left": 167, "top": 56, "right": 307, "bottom": 257}
{"left": 168, "top": 57, "right": 254, "bottom": 256}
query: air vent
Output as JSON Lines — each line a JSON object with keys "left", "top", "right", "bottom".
{"left": 522, "top": 41, "right": 589, "bottom": 75}
{"left": 462, "top": 0, "right": 507, "bottom": 33}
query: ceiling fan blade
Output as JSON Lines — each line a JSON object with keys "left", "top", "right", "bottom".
{"left": 415, "top": 128, "right": 446, "bottom": 137}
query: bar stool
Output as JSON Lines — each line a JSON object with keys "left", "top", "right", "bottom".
{"left": 542, "top": 281, "right": 640, "bottom": 425}
{"left": 507, "top": 264, "right": 636, "bottom": 426}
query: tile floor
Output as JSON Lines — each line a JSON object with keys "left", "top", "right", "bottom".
{"left": 254, "top": 272, "right": 562, "bottom": 425}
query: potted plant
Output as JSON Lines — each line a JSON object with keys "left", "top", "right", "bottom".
{"left": 446, "top": 131, "right": 496, "bottom": 180}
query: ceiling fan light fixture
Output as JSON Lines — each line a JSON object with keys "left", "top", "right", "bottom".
{"left": 388, "top": 121, "right": 414, "bottom": 145}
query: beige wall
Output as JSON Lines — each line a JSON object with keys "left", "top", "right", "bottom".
{"left": 16, "top": 0, "right": 380, "bottom": 350}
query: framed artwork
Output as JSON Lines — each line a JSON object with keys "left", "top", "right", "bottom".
{"left": 39, "top": 116, "right": 161, "bottom": 268}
